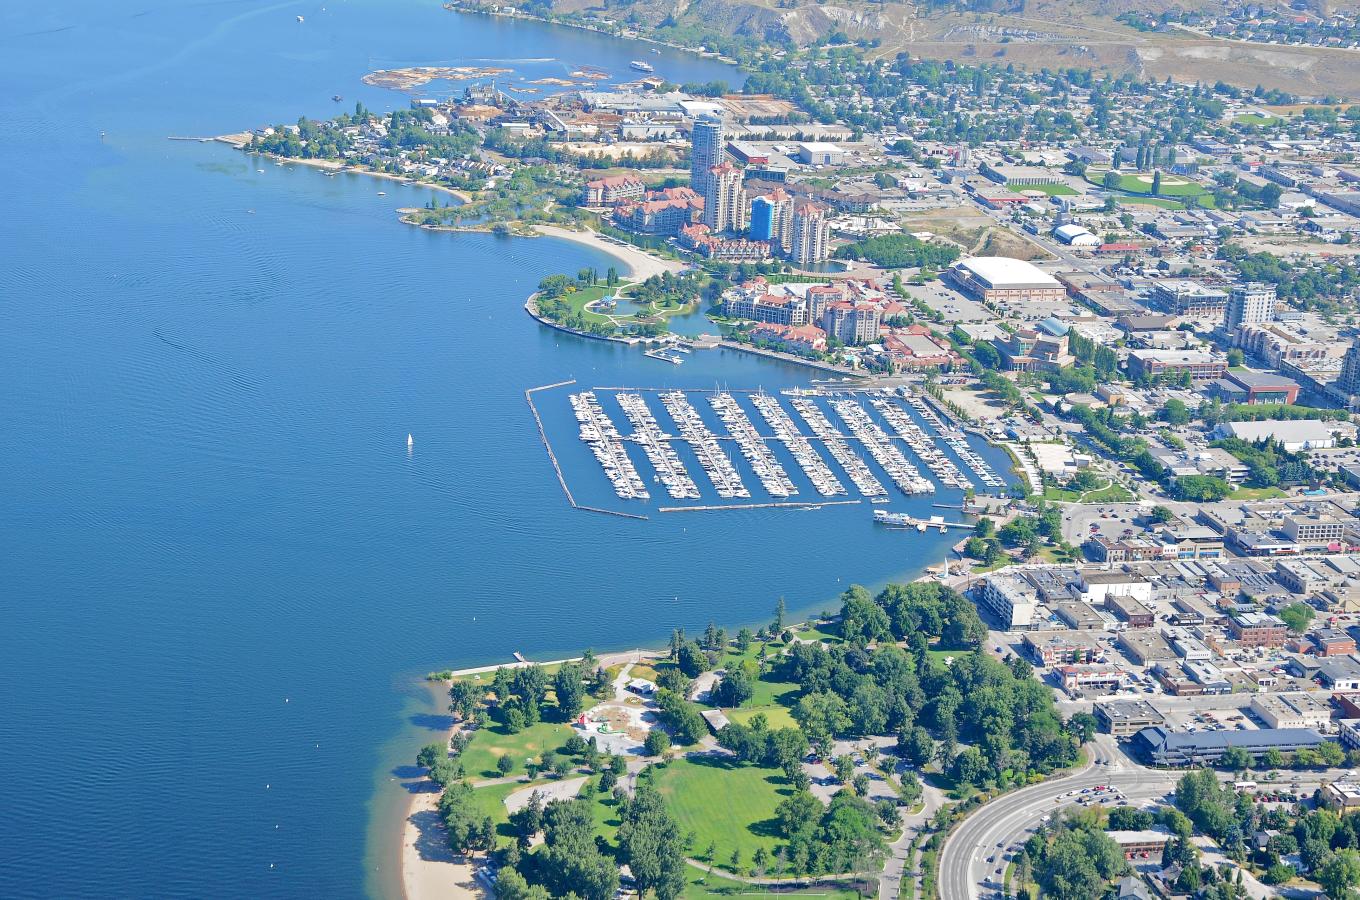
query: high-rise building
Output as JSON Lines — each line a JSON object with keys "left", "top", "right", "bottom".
{"left": 749, "top": 189, "right": 792, "bottom": 252}
{"left": 790, "top": 203, "right": 830, "bottom": 266}
{"left": 822, "top": 302, "right": 881, "bottom": 345}
{"left": 1226, "top": 282, "right": 1277, "bottom": 331}
{"left": 702, "top": 163, "right": 746, "bottom": 234}
{"left": 690, "top": 117, "right": 724, "bottom": 197}
{"left": 1339, "top": 340, "right": 1360, "bottom": 397}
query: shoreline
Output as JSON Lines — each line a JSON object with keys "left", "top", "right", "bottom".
{"left": 217, "top": 137, "right": 474, "bottom": 203}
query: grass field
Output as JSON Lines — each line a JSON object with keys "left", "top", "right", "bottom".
{"left": 1229, "top": 486, "right": 1288, "bottom": 500}
{"left": 653, "top": 757, "right": 791, "bottom": 871}
{"left": 468, "top": 779, "right": 537, "bottom": 834}
{"left": 1042, "top": 482, "right": 1134, "bottom": 504}
{"left": 1117, "top": 195, "right": 1186, "bottom": 210}
{"left": 459, "top": 719, "right": 577, "bottom": 779}
{"left": 1234, "top": 113, "right": 1284, "bottom": 127}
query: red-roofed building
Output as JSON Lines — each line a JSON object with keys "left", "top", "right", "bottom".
{"left": 582, "top": 174, "right": 646, "bottom": 206}
{"left": 879, "top": 325, "right": 959, "bottom": 370}
{"left": 750, "top": 322, "right": 828, "bottom": 354}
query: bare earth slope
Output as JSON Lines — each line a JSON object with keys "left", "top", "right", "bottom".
{"left": 532, "top": 0, "right": 1360, "bottom": 97}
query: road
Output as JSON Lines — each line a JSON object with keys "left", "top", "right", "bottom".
{"left": 939, "top": 738, "right": 1176, "bottom": 900}
{"left": 940, "top": 741, "right": 1352, "bottom": 900}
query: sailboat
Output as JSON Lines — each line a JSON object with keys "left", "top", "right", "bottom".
{"left": 407, "top": 433, "right": 414, "bottom": 449}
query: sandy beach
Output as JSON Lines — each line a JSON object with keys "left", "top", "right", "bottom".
{"left": 532, "top": 225, "right": 684, "bottom": 281}
{"left": 402, "top": 784, "right": 484, "bottom": 900}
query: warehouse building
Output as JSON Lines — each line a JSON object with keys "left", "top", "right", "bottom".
{"left": 947, "top": 256, "right": 1066, "bottom": 304}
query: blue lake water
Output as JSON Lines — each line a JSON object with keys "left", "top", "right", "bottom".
{"left": 0, "top": 2, "right": 1001, "bottom": 897}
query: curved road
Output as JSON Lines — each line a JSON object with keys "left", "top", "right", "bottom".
{"left": 939, "top": 740, "right": 1179, "bottom": 900}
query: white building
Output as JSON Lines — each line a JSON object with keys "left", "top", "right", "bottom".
{"left": 1053, "top": 223, "right": 1100, "bottom": 247}
{"left": 977, "top": 573, "right": 1038, "bottom": 630}
{"left": 1076, "top": 571, "right": 1154, "bottom": 607}
{"left": 1250, "top": 692, "right": 1332, "bottom": 731}
{"left": 690, "top": 117, "right": 725, "bottom": 197}
{"left": 702, "top": 163, "right": 746, "bottom": 234}
{"left": 1226, "top": 282, "right": 1277, "bottom": 331}
{"left": 796, "top": 142, "right": 844, "bottom": 166}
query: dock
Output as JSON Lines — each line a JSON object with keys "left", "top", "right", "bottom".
{"left": 526, "top": 381, "right": 648, "bottom": 520}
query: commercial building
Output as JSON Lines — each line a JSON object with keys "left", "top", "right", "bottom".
{"left": 1152, "top": 280, "right": 1229, "bottom": 323}
{"left": 1250, "top": 692, "right": 1331, "bottom": 730}
{"left": 947, "top": 257, "right": 1066, "bottom": 305}
{"left": 1212, "top": 420, "right": 1340, "bottom": 451}
{"left": 1282, "top": 512, "right": 1347, "bottom": 547}
{"left": 1127, "top": 349, "right": 1228, "bottom": 381}
{"left": 1313, "top": 629, "right": 1358, "bottom": 658}
{"left": 1320, "top": 656, "right": 1360, "bottom": 691}
{"left": 1023, "top": 631, "right": 1105, "bottom": 667}
{"left": 1132, "top": 726, "right": 1325, "bottom": 766}
{"left": 1059, "top": 664, "right": 1125, "bottom": 697}
{"left": 1338, "top": 339, "right": 1360, "bottom": 399}
{"left": 1077, "top": 571, "right": 1154, "bottom": 607}
{"left": 1107, "top": 830, "right": 1174, "bottom": 856}
{"left": 1229, "top": 612, "right": 1288, "bottom": 648}
{"left": 1053, "top": 223, "right": 1100, "bottom": 247}
{"left": 1217, "top": 370, "right": 1300, "bottom": 406}
{"left": 976, "top": 573, "right": 1038, "bottom": 630}
{"left": 790, "top": 203, "right": 831, "bottom": 266}
{"left": 1095, "top": 700, "right": 1165, "bottom": 737}
{"left": 1085, "top": 535, "right": 1163, "bottom": 563}
{"left": 1226, "top": 283, "right": 1277, "bottom": 331}
{"left": 1108, "top": 593, "right": 1155, "bottom": 628}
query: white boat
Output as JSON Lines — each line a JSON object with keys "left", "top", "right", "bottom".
{"left": 407, "top": 433, "right": 414, "bottom": 449}
{"left": 296, "top": 15, "right": 304, "bottom": 22}
{"left": 629, "top": 60, "right": 654, "bottom": 73}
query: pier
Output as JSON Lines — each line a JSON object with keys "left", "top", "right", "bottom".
{"left": 904, "top": 390, "right": 1005, "bottom": 489}
{"left": 831, "top": 398, "right": 934, "bottom": 496}
{"left": 570, "top": 391, "right": 650, "bottom": 501}
{"left": 658, "top": 391, "right": 750, "bottom": 499}
{"left": 870, "top": 397, "right": 972, "bottom": 490}
{"left": 789, "top": 396, "right": 886, "bottom": 498}
{"left": 708, "top": 392, "right": 796, "bottom": 498}
{"left": 749, "top": 392, "right": 845, "bottom": 497}
{"left": 660, "top": 499, "right": 861, "bottom": 513}
{"left": 527, "top": 381, "right": 649, "bottom": 520}
{"left": 615, "top": 393, "right": 700, "bottom": 500}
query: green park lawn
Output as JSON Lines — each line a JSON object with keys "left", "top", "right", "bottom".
{"left": 1042, "top": 482, "right": 1134, "bottom": 503}
{"left": 1117, "top": 196, "right": 1186, "bottom": 209}
{"left": 1109, "top": 172, "right": 1206, "bottom": 197}
{"left": 1234, "top": 113, "right": 1284, "bottom": 127}
{"left": 653, "top": 757, "right": 792, "bottom": 871}
{"left": 459, "top": 719, "right": 578, "bottom": 779}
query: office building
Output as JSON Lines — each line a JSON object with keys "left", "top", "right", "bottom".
{"left": 749, "top": 190, "right": 792, "bottom": 252}
{"left": 1095, "top": 700, "right": 1165, "bottom": 737}
{"left": 1249, "top": 692, "right": 1331, "bottom": 730}
{"left": 1226, "top": 282, "right": 1276, "bottom": 331}
{"left": 1229, "top": 612, "right": 1287, "bottom": 648}
{"left": 1152, "top": 279, "right": 1229, "bottom": 323}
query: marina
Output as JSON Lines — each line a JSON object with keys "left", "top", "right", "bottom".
{"left": 657, "top": 390, "right": 750, "bottom": 499}
{"left": 831, "top": 398, "right": 935, "bottom": 497}
{"left": 903, "top": 390, "right": 1006, "bottom": 489}
{"left": 870, "top": 396, "right": 973, "bottom": 490}
{"left": 615, "top": 393, "right": 700, "bottom": 500}
{"left": 708, "top": 392, "right": 797, "bottom": 498}
{"left": 643, "top": 347, "right": 684, "bottom": 365}
{"left": 570, "top": 391, "right": 650, "bottom": 500}
{"left": 749, "top": 391, "right": 846, "bottom": 497}
{"left": 788, "top": 396, "right": 887, "bottom": 499}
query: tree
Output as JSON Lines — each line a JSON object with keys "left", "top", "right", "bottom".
{"left": 417, "top": 742, "right": 445, "bottom": 770}
{"left": 536, "top": 798, "right": 620, "bottom": 900}
{"left": 1149, "top": 505, "right": 1174, "bottom": 524}
{"left": 736, "top": 627, "right": 753, "bottom": 653}
{"left": 834, "top": 755, "right": 856, "bottom": 784}
{"left": 645, "top": 728, "right": 672, "bottom": 757}
{"left": 677, "top": 642, "right": 710, "bottom": 678}
{"left": 554, "top": 662, "right": 587, "bottom": 721}
{"left": 713, "top": 668, "right": 754, "bottom": 708}
{"left": 840, "top": 585, "right": 891, "bottom": 646}
{"left": 1066, "top": 712, "right": 1098, "bottom": 744}
{"left": 774, "top": 597, "right": 786, "bottom": 633}
{"left": 1227, "top": 348, "right": 1244, "bottom": 367}
{"left": 449, "top": 680, "right": 479, "bottom": 720}
{"left": 495, "top": 868, "right": 550, "bottom": 900}
{"left": 897, "top": 726, "right": 934, "bottom": 768}
{"left": 618, "top": 786, "right": 687, "bottom": 900}
{"left": 1162, "top": 398, "right": 1191, "bottom": 426}
{"left": 497, "top": 754, "right": 516, "bottom": 776}
{"left": 1151, "top": 170, "right": 1163, "bottom": 196}
{"left": 1279, "top": 602, "right": 1315, "bottom": 634}
{"left": 1220, "top": 745, "right": 1252, "bottom": 772}
{"left": 1318, "top": 848, "right": 1360, "bottom": 899}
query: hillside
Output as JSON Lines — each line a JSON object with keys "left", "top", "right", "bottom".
{"left": 504, "top": 0, "right": 1360, "bottom": 98}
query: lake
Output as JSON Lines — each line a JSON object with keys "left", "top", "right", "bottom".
{"left": 0, "top": 2, "right": 985, "bottom": 897}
